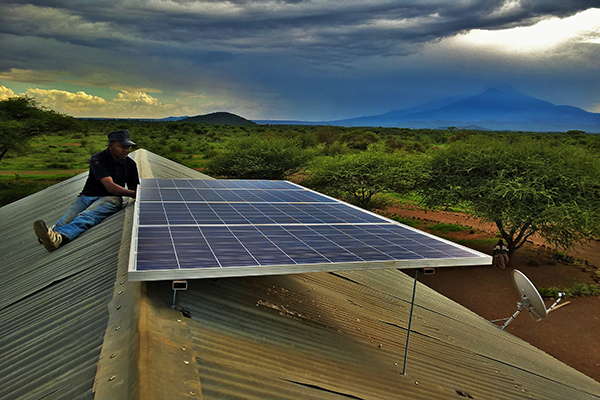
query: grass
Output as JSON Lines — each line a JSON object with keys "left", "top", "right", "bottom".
{"left": 538, "top": 282, "right": 599, "bottom": 299}
{"left": 384, "top": 192, "right": 471, "bottom": 214}
{"left": 1, "top": 132, "right": 107, "bottom": 172}
{"left": 385, "top": 192, "right": 421, "bottom": 205}
{"left": 0, "top": 132, "right": 106, "bottom": 206}
{"left": 381, "top": 214, "right": 423, "bottom": 228}
{"left": 0, "top": 178, "right": 71, "bottom": 206}
{"left": 429, "top": 222, "right": 469, "bottom": 234}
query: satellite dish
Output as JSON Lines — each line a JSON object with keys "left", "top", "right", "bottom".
{"left": 496, "top": 270, "right": 564, "bottom": 330}
{"left": 512, "top": 270, "right": 547, "bottom": 321}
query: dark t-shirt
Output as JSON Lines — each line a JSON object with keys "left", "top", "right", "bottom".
{"left": 80, "top": 149, "right": 140, "bottom": 197}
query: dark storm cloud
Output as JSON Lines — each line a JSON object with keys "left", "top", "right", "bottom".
{"left": 1, "top": 0, "right": 597, "bottom": 64}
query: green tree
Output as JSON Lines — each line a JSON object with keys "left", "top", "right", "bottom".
{"left": 338, "top": 129, "right": 380, "bottom": 150}
{"left": 417, "top": 136, "right": 600, "bottom": 258}
{"left": 206, "top": 136, "right": 311, "bottom": 180}
{"left": 315, "top": 126, "right": 340, "bottom": 149}
{"left": 305, "top": 149, "right": 416, "bottom": 210}
{"left": 0, "top": 96, "right": 80, "bottom": 161}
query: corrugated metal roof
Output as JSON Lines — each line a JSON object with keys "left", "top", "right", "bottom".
{"left": 146, "top": 269, "right": 600, "bottom": 400}
{"left": 0, "top": 172, "right": 123, "bottom": 399}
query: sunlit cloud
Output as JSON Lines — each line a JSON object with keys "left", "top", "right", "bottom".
{"left": 488, "top": 0, "right": 522, "bottom": 19}
{"left": 448, "top": 8, "right": 600, "bottom": 54}
{"left": 2, "top": 87, "right": 192, "bottom": 118}
{"left": 0, "top": 86, "right": 16, "bottom": 100}
{"left": 113, "top": 90, "right": 160, "bottom": 106}
{"left": 178, "top": 91, "right": 207, "bottom": 99}
{"left": 25, "top": 88, "right": 107, "bottom": 114}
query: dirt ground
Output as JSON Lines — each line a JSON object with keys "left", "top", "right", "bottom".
{"left": 385, "top": 205, "right": 600, "bottom": 383}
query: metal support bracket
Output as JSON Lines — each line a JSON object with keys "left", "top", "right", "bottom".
{"left": 171, "top": 280, "right": 188, "bottom": 309}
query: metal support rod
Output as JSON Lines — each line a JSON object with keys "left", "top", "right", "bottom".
{"left": 501, "top": 303, "right": 522, "bottom": 330}
{"left": 171, "top": 290, "right": 177, "bottom": 309}
{"left": 403, "top": 269, "right": 418, "bottom": 375}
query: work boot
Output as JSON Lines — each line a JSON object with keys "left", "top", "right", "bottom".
{"left": 33, "top": 220, "right": 64, "bottom": 252}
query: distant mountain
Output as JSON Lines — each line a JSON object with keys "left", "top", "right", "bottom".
{"left": 180, "top": 112, "right": 256, "bottom": 125}
{"left": 156, "top": 116, "right": 189, "bottom": 122}
{"left": 256, "top": 86, "right": 600, "bottom": 133}
{"left": 78, "top": 116, "right": 189, "bottom": 122}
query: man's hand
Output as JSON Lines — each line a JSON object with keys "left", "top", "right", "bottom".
{"left": 100, "top": 176, "right": 136, "bottom": 198}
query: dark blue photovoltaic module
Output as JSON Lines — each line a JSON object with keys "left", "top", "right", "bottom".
{"left": 129, "top": 179, "right": 491, "bottom": 281}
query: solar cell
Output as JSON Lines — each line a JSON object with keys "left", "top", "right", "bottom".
{"left": 128, "top": 179, "right": 491, "bottom": 281}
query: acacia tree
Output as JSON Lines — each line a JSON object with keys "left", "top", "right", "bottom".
{"left": 305, "top": 149, "right": 416, "bottom": 210}
{"left": 0, "top": 96, "right": 80, "bottom": 162}
{"left": 417, "top": 136, "right": 600, "bottom": 258}
{"left": 206, "top": 135, "right": 311, "bottom": 180}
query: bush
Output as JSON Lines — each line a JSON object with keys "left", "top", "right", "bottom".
{"left": 206, "top": 136, "right": 311, "bottom": 180}
{"left": 305, "top": 149, "right": 415, "bottom": 210}
{"left": 538, "top": 286, "right": 563, "bottom": 299}
{"left": 538, "top": 283, "right": 599, "bottom": 298}
{"left": 554, "top": 252, "right": 574, "bottom": 264}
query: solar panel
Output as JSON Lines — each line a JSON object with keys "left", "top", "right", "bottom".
{"left": 128, "top": 179, "right": 491, "bottom": 281}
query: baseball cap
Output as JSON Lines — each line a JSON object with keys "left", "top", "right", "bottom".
{"left": 108, "top": 130, "right": 136, "bottom": 146}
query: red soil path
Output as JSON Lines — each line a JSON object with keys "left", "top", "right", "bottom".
{"left": 386, "top": 205, "right": 600, "bottom": 383}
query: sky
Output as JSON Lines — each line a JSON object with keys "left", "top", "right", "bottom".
{"left": 0, "top": 1, "right": 599, "bottom": 121}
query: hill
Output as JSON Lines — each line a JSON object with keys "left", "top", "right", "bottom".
{"left": 257, "top": 86, "right": 600, "bottom": 132}
{"left": 180, "top": 111, "right": 256, "bottom": 125}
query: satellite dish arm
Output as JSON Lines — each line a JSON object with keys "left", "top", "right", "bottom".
{"left": 547, "top": 292, "right": 565, "bottom": 312}
{"left": 501, "top": 302, "right": 523, "bottom": 330}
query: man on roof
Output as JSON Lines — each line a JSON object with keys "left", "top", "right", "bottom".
{"left": 33, "top": 130, "right": 139, "bottom": 252}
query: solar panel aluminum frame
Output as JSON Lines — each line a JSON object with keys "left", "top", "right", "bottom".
{"left": 127, "top": 179, "right": 492, "bottom": 281}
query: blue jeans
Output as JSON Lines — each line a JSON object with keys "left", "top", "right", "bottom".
{"left": 54, "top": 195, "right": 123, "bottom": 241}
